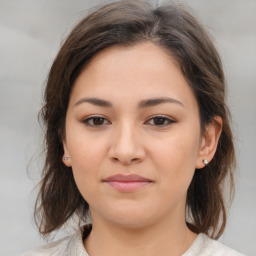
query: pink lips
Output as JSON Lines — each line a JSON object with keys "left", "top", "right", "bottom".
{"left": 103, "top": 174, "right": 153, "bottom": 192}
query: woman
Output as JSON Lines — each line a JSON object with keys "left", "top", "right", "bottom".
{"left": 21, "top": 0, "right": 246, "bottom": 255}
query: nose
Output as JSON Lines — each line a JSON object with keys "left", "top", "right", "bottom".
{"left": 108, "top": 121, "right": 146, "bottom": 165}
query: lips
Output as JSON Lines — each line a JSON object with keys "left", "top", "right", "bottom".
{"left": 103, "top": 174, "right": 153, "bottom": 192}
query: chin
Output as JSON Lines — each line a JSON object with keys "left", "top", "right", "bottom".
{"left": 109, "top": 216, "right": 151, "bottom": 230}
{"left": 102, "top": 202, "right": 159, "bottom": 229}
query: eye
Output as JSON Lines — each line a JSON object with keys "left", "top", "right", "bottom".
{"left": 146, "top": 115, "right": 175, "bottom": 127}
{"left": 82, "top": 116, "right": 110, "bottom": 127}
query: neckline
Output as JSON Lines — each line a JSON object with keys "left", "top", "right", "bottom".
{"left": 182, "top": 233, "right": 206, "bottom": 255}
{"left": 79, "top": 224, "right": 207, "bottom": 256}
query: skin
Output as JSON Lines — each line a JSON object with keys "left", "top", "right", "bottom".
{"left": 63, "top": 42, "right": 222, "bottom": 256}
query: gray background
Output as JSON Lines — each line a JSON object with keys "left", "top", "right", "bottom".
{"left": 0, "top": 0, "right": 255, "bottom": 255}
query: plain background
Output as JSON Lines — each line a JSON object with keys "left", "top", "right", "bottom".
{"left": 0, "top": 0, "right": 255, "bottom": 255}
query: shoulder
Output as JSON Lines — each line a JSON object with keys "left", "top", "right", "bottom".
{"left": 19, "top": 235, "right": 72, "bottom": 256}
{"left": 19, "top": 226, "right": 90, "bottom": 256}
{"left": 184, "top": 233, "right": 247, "bottom": 256}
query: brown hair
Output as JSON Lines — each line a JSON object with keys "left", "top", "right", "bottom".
{"left": 35, "top": 0, "right": 236, "bottom": 239}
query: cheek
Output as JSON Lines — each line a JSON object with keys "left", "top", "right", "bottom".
{"left": 152, "top": 126, "right": 200, "bottom": 189}
{"left": 154, "top": 126, "right": 200, "bottom": 165}
{"left": 66, "top": 122, "right": 105, "bottom": 169}
{"left": 70, "top": 145, "right": 99, "bottom": 173}
{"left": 66, "top": 132, "right": 106, "bottom": 200}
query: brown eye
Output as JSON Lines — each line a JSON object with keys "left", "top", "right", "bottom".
{"left": 82, "top": 116, "right": 110, "bottom": 127}
{"left": 147, "top": 116, "right": 175, "bottom": 127}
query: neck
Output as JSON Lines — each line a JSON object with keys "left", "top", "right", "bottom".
{"left": 84, "top": 213, "right": 197, "bottom": 256}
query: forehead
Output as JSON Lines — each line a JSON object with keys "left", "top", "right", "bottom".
{"left": 70, "top": 42, "right": 197, "bottom": 111}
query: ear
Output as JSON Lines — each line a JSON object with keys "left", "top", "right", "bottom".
{"left": 196, "top": 116, "right": 223, "bottom": 169}
{"left": 62, "top": 140, "right": 72, "bottom": 167}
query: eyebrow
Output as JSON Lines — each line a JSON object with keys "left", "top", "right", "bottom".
{"left": 74, "top": 97, "right": 184, "bottom": 108}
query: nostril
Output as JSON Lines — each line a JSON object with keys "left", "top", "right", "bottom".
{"left": 112, "top": 158, "right": 137, "bottom": 165}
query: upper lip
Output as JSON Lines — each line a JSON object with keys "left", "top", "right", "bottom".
{"left": 104, "top": 174, "right": 152, "bottom": 182}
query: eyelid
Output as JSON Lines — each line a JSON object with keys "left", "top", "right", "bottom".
{"left": 82, "top": 115, "right": 111, "bottom": 127}
{"left": 145, "top": 115, "right": 175, "bottom": 126}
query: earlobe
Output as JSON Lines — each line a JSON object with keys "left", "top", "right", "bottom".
{"left": 196, "top": 116, "right": 222, "bottom": 169}
{"left": 62, "top": 140, "right": 72, "bottom": 167}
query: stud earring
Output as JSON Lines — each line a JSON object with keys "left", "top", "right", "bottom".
{"left": 202, "top": 159, "right": 208, "bottom": 165}
{"left": 63, "top": 156, "right": 70, "bottom": 161}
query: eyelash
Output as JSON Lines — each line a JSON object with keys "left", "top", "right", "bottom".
{"left": 82, "top": 115, "right": 175, "bottom": 127}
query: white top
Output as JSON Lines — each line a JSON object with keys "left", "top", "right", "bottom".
{"left": 20, "top": 225, "right": 246, "bottom": 256}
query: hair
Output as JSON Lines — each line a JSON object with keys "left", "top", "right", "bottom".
{"left": 35, "top": 0, "right": 236, "bottom": 239}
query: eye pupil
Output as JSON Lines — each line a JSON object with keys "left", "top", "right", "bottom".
{"left": 154, "top": 117, "right": 165, "bottom": 125}
{"left": 93, "top": 118, "right": 104, "bottom": 125}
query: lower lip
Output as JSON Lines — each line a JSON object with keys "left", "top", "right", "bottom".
{"left": 104, "top": 181, "right": 152, "bottom": 192}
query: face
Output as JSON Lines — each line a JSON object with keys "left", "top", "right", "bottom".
{"left": 63, "top": 42, "right": 210, "bottom": 229}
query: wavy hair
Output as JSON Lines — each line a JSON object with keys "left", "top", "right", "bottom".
{"left": 35, "top": 0, "right": 236, "bottom": 239}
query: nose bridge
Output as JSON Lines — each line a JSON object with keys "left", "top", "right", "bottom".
{"left": 109, "top": 119, "right": 144, "bottom": 164}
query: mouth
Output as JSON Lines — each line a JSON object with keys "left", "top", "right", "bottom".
{"left": 103, "top": 174, "right": 153, "bottom": 193}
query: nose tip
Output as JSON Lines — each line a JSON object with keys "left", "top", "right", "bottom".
{"left": 111, "top": 147, "right": 144, "bottom": 165}
{"left": 108, "top": 124, "right": 145, "bottom": 165}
